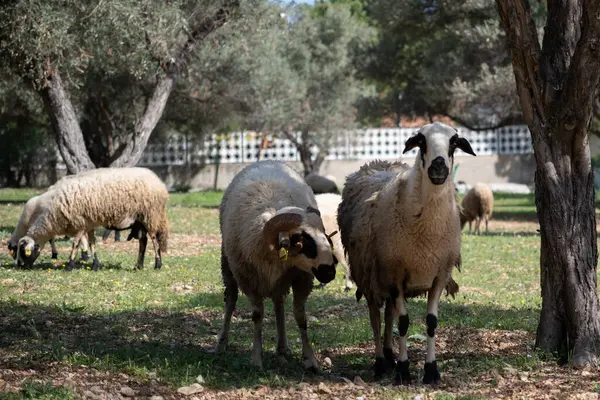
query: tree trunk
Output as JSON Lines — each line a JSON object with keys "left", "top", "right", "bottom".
{"left": 532, "top": 126, "right": 600, "bottom": 366}
{"left": 39, "top": 69, "right": 95, "bottom": 174}
{"left": 110, "top": 75, "right": 175, "bottom": 167}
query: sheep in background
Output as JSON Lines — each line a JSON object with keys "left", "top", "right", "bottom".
{"left": 15, "top": 167, "right": 169, "bottom": 271}
{"left": 315, "top": 193, "right": 353, "bottom": 291}
{"left": 338, "top": 122, "right": 476, "bottom": 384}
{"left": 305, "top": 172, "right": 339, "bottom": 194}
{"left": 217, "top": 160, "right": 337, "bottom": 370}
{"left": 460, "top": 183, "right": 494, "bottom": 234}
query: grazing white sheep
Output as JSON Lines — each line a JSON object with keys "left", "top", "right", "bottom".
{"left": 460, "top": 183, "right": 494, "bottom": 234}
{"left": 15, "top": 167, "right": 169, "bottom": 271}
{"left": 305, "top": 172, "right": 339, "bottom": 194}
{"left": 217, "top": 160, "right": 338, "bottom": 370}
{"left": 315, "top": 193, "right": 353, "bottom": 291}
{"left": 338, "top": 122, "right": 476, "bottom": 384}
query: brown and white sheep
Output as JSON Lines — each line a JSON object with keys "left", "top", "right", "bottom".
{"left": 15, "top": 167, "right": 169, "bottom": 271}
{"left": 338, "top": 122, "right": 475, "bottom": 384}
{"left": 315, "top": 193, "right": 353, "bottom": 291}
{"left": 460, "top": 183, "right": 494, "bottom": 234}
{"left": 217, "top": 160, "right": 338, "bottom": 370}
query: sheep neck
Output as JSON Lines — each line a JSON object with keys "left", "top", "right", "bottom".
{"left": 400, "top": 164, "right": 456, "bottom": 222}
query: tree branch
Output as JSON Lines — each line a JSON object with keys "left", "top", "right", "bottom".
{"left": 443, "top": 113, "right": 525, "bottom": 131}
{"left": 495, "top": 0, "right": 546, "bottom": 126}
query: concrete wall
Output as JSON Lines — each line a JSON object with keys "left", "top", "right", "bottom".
{"left": 146, "top": 154, "right": 536, "bottom": 191}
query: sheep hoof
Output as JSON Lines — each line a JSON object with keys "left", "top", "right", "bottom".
{"left": 154, "top": 259, "right": 162, "bottom": 270}
{"left": 81, "top": 251, "right": 89, "bottom": 261}
{"left": 303, "top": 359, "right": 320, "bottom": 374}
{"left": 215, "top": 338, "right": 228, "bottom": 353}
{"left": 383, "top": 347, "right": 396, "bottom": 366}
{"left": 135, "top": 264, "right": 144, "bottom": 270}
{"left": 51, "top": 252, "right": 58, "bottom": 260}
{"left": 373, "top": 356, "right": 388, "bottom": 379}
{"left": 91, "top": 259, "right": 100, "bottom": 272}
{"left": 422, "top": 361, "right": 440, "bottom": 384}
{"left": 394, "top": 360, "right": 411, "bottom": 385}
{"left": 66, "top": 260, "right": 76, "bottom": 271}
{"left": 315, "top": 282, "right": 326, "bottom": 290}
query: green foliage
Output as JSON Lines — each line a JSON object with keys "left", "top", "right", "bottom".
{"left": 19, "top": 381, "right": 75, "bottom": 400}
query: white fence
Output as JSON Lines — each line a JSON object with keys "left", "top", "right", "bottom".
{"left": 136, "top": 125, "right": 533, "bottom": 166}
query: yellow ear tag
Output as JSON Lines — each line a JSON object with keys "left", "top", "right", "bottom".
{"left": 10, "top": 249, "right": 15, "bottom": 257}
{"left": 25, "top": 249, "right": 32, "bottom": 256}
{"left": 279, "top": 247, "right": 289, "bottom": 261}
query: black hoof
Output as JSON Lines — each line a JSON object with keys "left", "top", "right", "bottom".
{"left": 66, "top": 259, "right": 76, "bottom": 271}
{"left": 80, "top": 251, "right": 89, "bottom": 261}
{"left": 135, "top": 264, "right": 144, "bottom": 270}
{"left": 394, "top": 359, "right": 411, "bottom": 385}
{"left": 373, "top": 356, "right": 388, "bottom": 379}
{"left": 423, "top": 361, "right": 440, "bottom": 384}
{"left": 91, "top": 259, "right": 100, "bottom": 271}
{"left": 383, "top": 347, "right": 396, "bottom": 367}
{"left": 154, "top": 259, "right": 162, "bottom": 270}
{"left": 51, "top": 252, "right": 58, "bottom": 259}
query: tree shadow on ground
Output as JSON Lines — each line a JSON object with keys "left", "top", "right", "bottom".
{"left": 0, "top": 293, "right": 541, "bottom": 390}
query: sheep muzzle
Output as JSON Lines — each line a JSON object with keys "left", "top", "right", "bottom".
{"left": 427, "top": 156, "right": 449, "bottom": 185}
{"left": 312, "top": 263, "right": 336, "bottom": 284}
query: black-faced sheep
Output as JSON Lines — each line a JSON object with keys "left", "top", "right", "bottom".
{"left": 460, "top": 183, "right": 494, "bottom": 234}
{"left": 315, "top": 193, "right": 353, "bottom": 291}
{"left": 338, "top": 122, "right": 475, "bottom": 384}
{"left": 305, "top": 172, "right": 339, "bottom": 194}
{"left": 217, "top": 160, "right": 338, "bottom": 370}
{"left": 15, "top": 167, "right": 169, "bottom": 271}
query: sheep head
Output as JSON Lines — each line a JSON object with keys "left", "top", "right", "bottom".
{"left": 263, "top": 206, "right": 337, "bottom": 284}
{"left": 403, "top": 122, "right": 476, "bottom": 185}
{"left": 16, "top": 236, "right": 41, "bottom": 267}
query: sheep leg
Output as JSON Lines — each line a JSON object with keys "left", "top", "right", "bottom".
{"left": 343, "top": 263, "right": 353, "bottom": 292}
{"left": 87, "top": 230, "right": 99, "bottom": 271}
{"left": 50, "top": 239, "right": 58, "bottom": 259}
{"left": 66, "top": 232, "right": 85, "bottom": 271}
{"left": 273, "top": 294, "right": 290, "bottom": 356}
{"left": 423, "top": 277, "right": 445, "bottom": 384}
{"left": 368, "top": 300, "right": 387, "bottom": 379}
{"left": 249, "top": 296, "right": 265, "bottom": 368}
{"left": 394, "top": 287, "right": 412, "bottom": 385}
{"left": 216, "top": 250, "right": 238, "bottom": 353}
{"left": 149, "top": 235, "right": 162, "bottom": 270}
{"left": 292, "top": 278, "right": 319, "bottom": 372}
{"left": 485, "top": 217, "right": 489, "bottom": 234}
{"left": 382, "top": 297, "right": 397, "bottom": 366}
{"left": 79, "top": 235, "right": 90, "bottom": 261}
{"left": 468, "top": 220, "right": 472, "bottom": 234}
{"left": 474, "top": 217, "right": 482, "bottom": 235}
{"left": 135, "top": 232, "right": 148, "bottom": 270}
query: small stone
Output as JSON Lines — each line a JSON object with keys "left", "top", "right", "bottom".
{"left": 120, "top": 386, "right": 136, "bottom": 397}
{"left": 177, "top": 383, "right": 204, "bottom": 395}
{"left": 318, "top": 382, "right": 332, "bottom": 395}
{"left": 323, "top": 357, "right": 333, "bottom": 367}
{"left": 148, "top": 372, "right": 158, "bottom": 379}
{"left": 353, "top": 376, "right": 366, "bottom": 386}
{"left": 90, "top": 386, "right": 104, "bottom": 395}
{"left": 150, "top": 396, "right": 165, "bottom": 400}
{"left": 413, "top": 395, "right": 424, "bottom": 400}
{"left": 83, "top": 390, "right": 101, "bottom": 400}
{"left": 340, "top": 377, "right": 353, "bottom": 385}
{"left": 196, "top": 374, "right": 205, "bottom": 384}
{"left": 308, "top": 316, "right": 318, "bottom": 323}
{"left": 357, "top": 396, "right": 367, "bottom": 400}
{"left": 298, "top": 382, "right": 311, "bottom": 389}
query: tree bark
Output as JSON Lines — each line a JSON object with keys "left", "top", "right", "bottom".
{"left": 496, "top": 0, "right": 600, "bottom": 366}
{"left": 39, "top": 69, "right": 95, "bottom": 174}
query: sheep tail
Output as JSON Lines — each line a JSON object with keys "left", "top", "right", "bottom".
{"left": 157, "top": 230, "right": 168, "bottom": 253}
{"left": 355, "top": 289, "right": 363, "bottom": 303}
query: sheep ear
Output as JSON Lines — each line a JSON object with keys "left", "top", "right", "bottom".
{"left": 263, "top": 212, "right": 303, "bottom": 251}
{"left": 450, "top": 134, "right": 476, "bottom": 156}
{"left": 403, "top": 132, "right": 425, "bottom": 154}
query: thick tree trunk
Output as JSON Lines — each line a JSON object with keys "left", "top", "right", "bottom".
{"left": 39, "top": 70, "right": 95, "bottom": 174}
{"left": 496, "top": 0, "right": 600, "bottom": 366}
{"left": 532, "top": 127, "right": 600, "bottom": 366}
{"left": 110, "top": 75, "right": 175, "bottom": 167}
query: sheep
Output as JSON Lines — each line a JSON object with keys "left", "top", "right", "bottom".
{"left": 217, "top": 160, "right": 338, "bottom": 370}
{"left": 15, "top": 167, "right": 169, "bottom": 271}
{"left": 314, "top": 193, "right": 353, "bottom": 291}
{"left": 305, "top": 172, "right": 339, "bottom": 194}
{"left": 337, "top": 122, "right": 476, "bottom": 385}
{"left": 460, "top": 183, "right": 494, "bottom": 234}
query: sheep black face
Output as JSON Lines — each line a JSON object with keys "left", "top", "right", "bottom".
{"left": 16, "top": 236, "right": 41, "bottom": 267}
{"left": 403, "top": 122, "right": 476, "bottom": 185}
{"left": 263, "top": 207, "right": 337, "bottom": 284}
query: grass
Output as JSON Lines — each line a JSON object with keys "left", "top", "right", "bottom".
{"left": 0, "top": 188, "right": 598, "bottom": 399}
